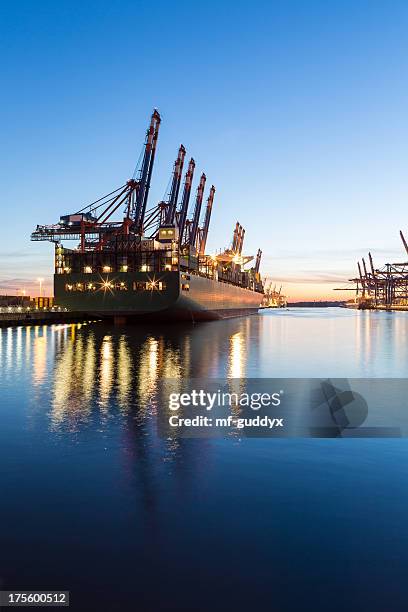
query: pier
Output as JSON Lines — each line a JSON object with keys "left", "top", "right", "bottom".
{"left": 0, "top": 306, "right": 96, "bottom": 327}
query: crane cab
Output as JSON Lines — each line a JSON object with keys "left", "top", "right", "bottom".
{"left": 158, "top": 225, "right": 179, "bottom": 243}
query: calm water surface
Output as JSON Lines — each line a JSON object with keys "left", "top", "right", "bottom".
{"left": 1, "top": 308, "right": 408, "bottom": 611}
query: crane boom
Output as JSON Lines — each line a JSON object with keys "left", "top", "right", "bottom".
{"left": 189, "top": 173, "right": 206, "bottom": 248}
{"left": 198, "top": 185, "right": 215, "bottom": 255}
{"left": 362, "top": 257, "right": 370, "bottom": 294}
{"left": 369, "top": 252, "right": 376, "bottom": 277}
{"left": 362, "top": 257, "right": 368, "bottom": 278}
{"left": 232, "top": 222, "right": 240, "bottom": 252}
{"left": 165, "top": 145, "right": 186, "bottom": 225}
{"left": 255, "top": 249, "right": 262, "bottom": 273}
{"left": 177, "top": 158, "right": 196, "bottom": 244}
{"left": 134, "top": 109, "right": 161, "bottom": 232}
{"left": 235, "top": 225, "right": 242, "bottom": 253}
{"left": 400, "top": 230, "right": 408, "bottom": 256}
{"left": 238, "top": 227, "right": 245, "bottom": 255}
{"left": 236, "top": 225, "right": 243, "bottom": 254}
{"left": 357, "top": 261, "right": 365, "bottom": 296}
{"left": 95, "top": 183, "right": 132, "bottom": 226}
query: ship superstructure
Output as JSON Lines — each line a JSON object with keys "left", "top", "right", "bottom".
{"left": 31, "top": 110, "right": 264, "bottom": 321}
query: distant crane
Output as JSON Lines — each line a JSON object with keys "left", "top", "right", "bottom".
{"left": 400, "top": 230, "right": 408, "bottom": 256}
{"left": 357, "top": 261, "right": 365, "bottom": 297}
{"left": 362, "top": 258, "right": 371, "bottom": 295}
{"left": 369, "top": 252, "right": 376, "bottom": 277}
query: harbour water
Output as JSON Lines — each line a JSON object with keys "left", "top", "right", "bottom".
{"left": 1, "top": 308, "right": 408, "bottom": 611}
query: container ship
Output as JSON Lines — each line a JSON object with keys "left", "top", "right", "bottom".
{"left": 31, "top": 110, "right": 264, "bottom": 322}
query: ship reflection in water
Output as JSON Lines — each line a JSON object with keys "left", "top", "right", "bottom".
{"left": 49, "top": 317, "right": 253, "bottom": 432}
{"left": 2, "top": 309, "right": 408, "bottom": 611}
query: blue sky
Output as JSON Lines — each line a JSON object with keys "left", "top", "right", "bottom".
{"left": 1, "top": 0, "right": 408, "bottom": 299}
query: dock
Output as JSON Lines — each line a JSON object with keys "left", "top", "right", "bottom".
{"left": 0, "top": 307, "right": 96, "bottom": 327}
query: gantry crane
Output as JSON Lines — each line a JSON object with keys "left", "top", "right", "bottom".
{"left": 335, "top": 230, "right": 408, "bottom": 309}
{"left": 30, "top": 109, "right": 265, "bottom": 295}
{"left": 31, "top": 110, "right": 216, "bottom": 255}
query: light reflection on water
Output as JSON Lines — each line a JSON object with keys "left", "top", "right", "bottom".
{"left": 99, "top": 335, "right": 113, "bottom": 412}
{"left": 117, "top": 335, "right": 132, "bottom": 411}
{"left": 2, "top": 309, "right": 408, "bottom": 432}
{"left": 0, "top": 308, "right": 405, "bottom": 458}
{"left": 2, "top": 309, "right": 408, "bottom": 609}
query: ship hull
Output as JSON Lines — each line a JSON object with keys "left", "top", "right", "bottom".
{"left": 54, "top": 271, "right": 263, "bottom": 321}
